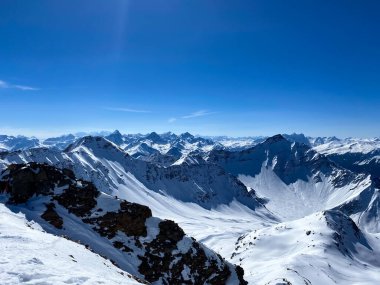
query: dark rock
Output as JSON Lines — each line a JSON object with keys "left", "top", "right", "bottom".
{"left": 2, "top": 163, "right": 64, "bottom": 203}
{"left": 139, "top": 220, "right": 233, "bottom": 285}
{"left": 236, "top": 265, "right": 248, "bottom": 285}
{"left": 54, "top": 182, "right": 99, "bottom": 217}
{"left": 62, "top": 168, "right": 75, "bottom": 180}
{"left": 264, "top": 134, "right": 286, "bottom": 144}
{"left": 41, "top": 202, "right": 63, "bottom": 229}
{"left": 84, "top": 201, "right": 152, "bottom": 238}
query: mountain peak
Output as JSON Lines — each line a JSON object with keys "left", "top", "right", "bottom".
{"left": 179, "top": 132, "right": 195, "bottom": 140}
{"left": 263, "top": 134, "right": 286, "bottom": 144}
{"left": 105, "top": 130, "right": 124, "bottom": 145}
{"left": 283, "top": 133, "right": 310, "bottom": 146}
{"left": 65, "top": 136, "right": 117, "bottom": 152}
{"left": 111, "top": 130, "right": 122, "bottom": 136}
{"left": 145, "top": 132, "right": 163, "bottom": 142}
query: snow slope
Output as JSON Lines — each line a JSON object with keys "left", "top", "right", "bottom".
{"left": 313, "top": 137, "right": 380, "bottom": 155}
{"left": 0, "top": 203, "right": 141, "bottom": 285}
{"left": 231, "top": 210, "right": 380, "bottom": 285}
{"left": 208, "top": 135, "right": 373, "bottom": 222}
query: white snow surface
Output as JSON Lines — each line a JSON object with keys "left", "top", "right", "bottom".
{"left": 231, "top": 210, "right": 380, "bottom": 285}
{"left": 313, "top": 138, "right": 380, "bottom": 155}
{"left": 238, "top": 166, "right": 372, "bottom": 221}
{"left": 0, "top": 203, "right": 141, "bottom": 285}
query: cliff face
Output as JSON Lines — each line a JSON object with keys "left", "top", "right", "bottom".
{"left": 0, "top": 163, "right": 247, "bottom": 285}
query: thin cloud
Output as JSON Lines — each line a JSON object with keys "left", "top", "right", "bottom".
{"left": 0, "top": 80, "right": 39, "bottom": 91}
{"left": 168, "top": 110, "right": 216, "bottom": 124}
{"left": 13, "top": 85, "right": 39, "bottom": 91}
{"left": 105, "top": 107, "right": 151, "bottom": 113}
{"left": 182, "top": 110, "right": 216, "bottom": 119}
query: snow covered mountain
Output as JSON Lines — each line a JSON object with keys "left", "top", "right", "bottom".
{"left": 312, "top": 138, "right": 380, "bottom": 179}
{"left": 1, "top": 132, "right": 380, "bottom": 284}
{"left": 0, "top": 135, "right": 41, "bottom": 151}
{"left": 0, "top": 163, "right": 246, "bottom": 284}
{"left": 208, "top": 135, "right": 380, "bottom": 229}
{"left": 1, "top": 136, "right": 264, "bottom": 211}
{"left": 42, "top": 134, "right": 78, "bottom": 150}
{"left": 231, "top": 210, "right": 380, "bottom": 285}
{"left": 119, "top": 131, "right": 221, "bottom": 166}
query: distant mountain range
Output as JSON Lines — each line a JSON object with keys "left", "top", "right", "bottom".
{"left": 1, "top": 131, "right": 380, "bottom": 284}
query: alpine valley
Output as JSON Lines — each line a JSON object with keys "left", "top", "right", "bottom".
{"left": 1, "top": 131, "right": 380, "bottom": 285}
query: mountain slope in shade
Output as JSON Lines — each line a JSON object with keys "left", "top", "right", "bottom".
{"left": 0, "top": 163, "right": 247, "bottom": 285}
{"left": 316, "top": 149, "right": 380, "bottom": 179}
{"left": 207, "top": 134, "right": 380, "bottom": 237}
{"left": 208, "top": 135, "right": 371, "bottom": 220}
{"left": 335, "top": 178, "right": 380, "bottom": 233}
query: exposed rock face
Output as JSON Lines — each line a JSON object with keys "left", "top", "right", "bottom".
{"left": 2, "top": 163, "right": 63, "bottom": 203}
{"left": 138, "top": 220, "right": 234, "bottom": 284}
{"left": 41, "top": 202, "right": 63, "bottom": 229}
{"left": 84, "top": 201, "right": 152, "bottom": 238}
{"left": 0, "top": 163, "right": 247, "bottom": 284}
{"left": 54, "top": 182, "right": 99, "bottom": 217}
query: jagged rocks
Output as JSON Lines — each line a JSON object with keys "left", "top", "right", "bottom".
{"left": 236, "top": 265, "right": 248, "bottom": 285}
{"left": 54, "top": 182, "right": 99, "bottom": 217}
{"left": 84, "top": 201, "right": 152, "bottom": 238}
{"left": 139, "top": 220, "right": 232, "bottom": 285}
{"left": 41, "top": 202, "right": 63, "bottom": 229}
{"left": 1, "top": 163, "right": 60, "bottom": 203}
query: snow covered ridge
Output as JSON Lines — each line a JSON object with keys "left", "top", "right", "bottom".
{"left": 0, "top": 136, "right": 264, "bottom": 211}
{"left": 0, "top": 163, "right": 247, "bottom": 285}
{"left": 231, "top": 210, "right": 380, "bottom": 285}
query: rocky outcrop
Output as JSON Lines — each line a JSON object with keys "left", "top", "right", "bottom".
{"left": 84, "top": 201, "right": 152, "bottom": 238}
{"left": 0, "top": 163, "right": 247, "bottom": 284}
{"left": 139, "top": 220, "right": 232, "bottom": 285}
{"left": 1, "top": 163, "right": 64, "bottom": 203}
{"left": 41, "top": 202, "right": 63, "bottom": 229}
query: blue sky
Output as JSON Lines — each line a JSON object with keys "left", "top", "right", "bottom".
{"left": 0, "top": 0, "right": 379, "bottom": 138}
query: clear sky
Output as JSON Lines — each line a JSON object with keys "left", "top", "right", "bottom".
{"left": 0, "top": 0, "right": 379, "bottom": 138}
